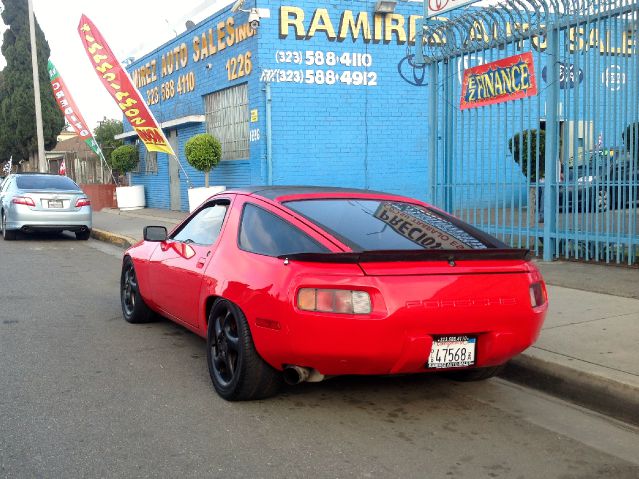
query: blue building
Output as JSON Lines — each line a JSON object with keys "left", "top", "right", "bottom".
{"left": 119, "top": 0, "right": 432, "bottom": 210}
{"left": 119, "top": 0, "right": 638, "bottom": 265}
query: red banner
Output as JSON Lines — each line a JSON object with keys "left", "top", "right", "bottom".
{"left": 77, "top": 15, "right": 174, "bottom": 155}
{"left": 460, "top": 52, "right": 538, "bottom": 110}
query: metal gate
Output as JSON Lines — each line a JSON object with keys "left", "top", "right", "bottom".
{"left": 416, "top": 0, "right": 639, "bottom": 265}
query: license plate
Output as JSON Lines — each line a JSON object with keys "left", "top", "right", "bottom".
{"left": 48, "top": 200, "right": 63, "bottom": 208}
{"left": 427, "top": 336, "right": 476, "bottom": 369}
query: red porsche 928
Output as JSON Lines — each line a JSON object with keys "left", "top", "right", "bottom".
{"left": 120, "top": 187, "right": 548, "bottom": 401}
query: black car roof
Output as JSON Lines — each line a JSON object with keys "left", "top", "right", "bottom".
{"left": 228, "top": 186, "right": 396, "bottom": 201}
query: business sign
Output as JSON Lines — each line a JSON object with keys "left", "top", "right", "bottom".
{"left": 460, "top": 52, "right": 538, "bottom": 110}
{"left": 374, "top": 203, "right": 488, "bottom": 250}
{"left": 541, "top": 62, "right": 584, "bottom": 89}
{"left": 48, "top": 60, "right": 103, "bottom": 157}
{"left": 77, "top": 14, "right": 175, "bottom": 155}
{"left": 427, "top": 0, "right": 480, "bottom": 18}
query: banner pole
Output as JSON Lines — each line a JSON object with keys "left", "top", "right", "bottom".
{"left": 171, "top": 154, "right": 192, "bottom": 188}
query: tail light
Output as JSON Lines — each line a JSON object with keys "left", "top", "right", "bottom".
{"left": 12, "top": 196, "right": 36, "bottom": 207}
{"left": 75, "top": 197, "right": 91, "bottom": 207}
{"left": 297, "top": 288, "right": 371, "bottom": 315}
{"left": 529, "top": 282, "right": 547, "bottom": 308}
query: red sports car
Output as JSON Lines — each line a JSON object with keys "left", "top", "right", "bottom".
{"left": 120, "top": 187, "right": 547, "bottom": 401}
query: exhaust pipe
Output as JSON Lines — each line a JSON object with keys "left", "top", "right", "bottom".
{"left": 282, "top": 365, "right": 324, "bottom": 385}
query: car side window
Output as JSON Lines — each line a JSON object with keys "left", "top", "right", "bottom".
{"left": 172, "top": 202, "right": 228, "bottom": 246}
{"left": 239, "top": 203, "right": 329, "bottom": 257}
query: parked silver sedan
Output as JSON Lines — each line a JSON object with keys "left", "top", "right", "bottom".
{"left": 0, "top": 173, "right": 92, "bottom": 240}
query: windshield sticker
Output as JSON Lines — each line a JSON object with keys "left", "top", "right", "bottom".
{"left": 374, "top": 203, "right": 487, "bottom": 250}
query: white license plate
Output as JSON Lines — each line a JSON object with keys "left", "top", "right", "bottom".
{"left": 427, "top": 336, "right": 476, "bottom": 369}
{"left": 48, "top": 200, "right": 63, "bottom": 208}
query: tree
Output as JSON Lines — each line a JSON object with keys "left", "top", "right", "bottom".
{"left": 94, "top": 118, "right": 123, "bottom": 160}
{"left": 508, "top": 129, "right": 546, "bottom": 183}
{"left": 0, "top": 0, "right": 64, "bottom": 162}
{"left": 185, "top": 133, "right": 222, "bottom": 187}
{"left": 110, "top": 144, "right": 139, "bottom": 185}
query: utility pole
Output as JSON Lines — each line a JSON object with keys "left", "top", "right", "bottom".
{"left": 28, "top": 0, "right": 46, "bottom": 172}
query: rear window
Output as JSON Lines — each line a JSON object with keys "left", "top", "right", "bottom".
{"left": 284, "top": 199, "right": 497, "bottom": 251}
{"left": 16, "top": 175, "right": 80, "bottom": 191}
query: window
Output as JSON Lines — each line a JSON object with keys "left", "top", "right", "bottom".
{"left": 205, "top": 84, "right": 249, "bottom": 160}
{"left": 172, "top": 202, "right": 228, "bottom": 245}
{"left": 16, "top": 175, "right": 80, "bottom": 191}
{"left": 145, "top": 150, "right": 158, "bottom": 174}
{"left": 239, "top": 204, "right": 329, "bottom": 257}
{"left": 284, "top": 199, "right": 497, "bottom": 251}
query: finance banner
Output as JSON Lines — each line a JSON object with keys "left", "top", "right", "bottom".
{"left": 460, "top": 52, "right": 538, "bottom": 110}
{"left": 48, "top": 60, "right": 103, "bottom": 157}
{"left": 77, "top": 14, "right": 174, "bottom": 155}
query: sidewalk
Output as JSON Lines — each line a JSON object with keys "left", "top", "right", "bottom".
{"left": 92, "top": 207, "right": 639, "bottom": 425}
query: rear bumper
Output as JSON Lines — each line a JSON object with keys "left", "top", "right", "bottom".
{"left": 5, "top": 204, "right": 92, "bottom": 231}
{"left": 249, "top": 269, "right": 548, "bottom": 376}
{"left": 253, "top": 304, "right": 547, "bottom": 376}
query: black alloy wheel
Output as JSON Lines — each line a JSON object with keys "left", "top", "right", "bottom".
{"left": 2, "top": 211, "right": 16, "bottom": 240}
{"left": 211, "top": 303, "right": 240, "bottom": 386}
{"left": 120, "top": 256, "right": 154, "bottom": 323}
{"left": 206, "top": 299, "right": 281, "bottom": 401}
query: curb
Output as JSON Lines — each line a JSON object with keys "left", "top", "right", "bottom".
{"left": 91, "top": 228, "right": 136, "bottom": 249}
{"left": 500, "top": 353, "right": 639, "bottom": 426}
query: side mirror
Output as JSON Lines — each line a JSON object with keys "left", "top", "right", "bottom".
{"left": 143, "top": 226, "right": 168, "bottom": 242}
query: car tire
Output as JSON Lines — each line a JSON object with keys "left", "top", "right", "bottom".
{"left": 75, "top": 229, "right": 91, "bottom": 240}
{"left": 1, "top": 211, "right": 16, "bottom": 241}
{"left": 120, "top": 256, "right": 155, "bottom": 324}
{"left": 445, "top": 365, "right": 503, "bottom": 382}
{"left": 207, "top": 299, "right": 281, "bottom": 401}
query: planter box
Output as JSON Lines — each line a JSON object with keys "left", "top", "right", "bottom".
{"left": 116, "top": 185, "right": 146, "bottom": 211}
{"left": 188, "top": 186, "right": 226, "bottom": 212}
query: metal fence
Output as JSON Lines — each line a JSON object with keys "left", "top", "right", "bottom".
{"left": 416, "top": 0, "right": 639, "bottom": 265}
{"left": 48, "top": 152, "right": 113, "bottom": 185}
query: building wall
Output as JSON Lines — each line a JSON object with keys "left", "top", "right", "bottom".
{"left": 126, "top": 0, "right": 429, "bottom": 209}
{"left": 124, "top": 1, "right": 637, "bottom": 211}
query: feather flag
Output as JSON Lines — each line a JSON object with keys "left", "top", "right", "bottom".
{"left": 48, "top": 60, "right": 104, "bottom": 158}
{"left": 77, "top": 15, "right": 175, "bottom": 155}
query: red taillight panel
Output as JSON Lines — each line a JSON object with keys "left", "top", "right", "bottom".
{"left": 12, "top": 196, "right": 36, "bottom": 207}
{"left": 529, "top": 282, "right": 547, "bottom": 308}
{"left": 75, "top": 198, "right": 91, "bottom": 207}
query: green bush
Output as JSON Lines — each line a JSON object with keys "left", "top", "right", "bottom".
{"left": 508, "top": 129, "right": 546, "bottom": 182}
{"left": 110, "top": 144, "right": 139, "bottom": 174}
{"left": 185, "top": 133, "right": 222, "bottom": 187}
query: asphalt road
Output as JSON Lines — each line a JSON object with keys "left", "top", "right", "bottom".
{"left": 1, "top": 234, "right": 639, "bottom": 478}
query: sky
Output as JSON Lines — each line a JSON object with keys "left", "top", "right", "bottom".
{"left": 0, "top": 0, "right": 235, "bottom": 130}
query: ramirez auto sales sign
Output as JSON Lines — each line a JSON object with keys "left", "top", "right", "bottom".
{"left": 460, "top": 52, "right": 538, "bottom": 110}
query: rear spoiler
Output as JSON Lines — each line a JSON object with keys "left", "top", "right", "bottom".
{"left": 279, "top": 249, "right": 532, "bottom": 263}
